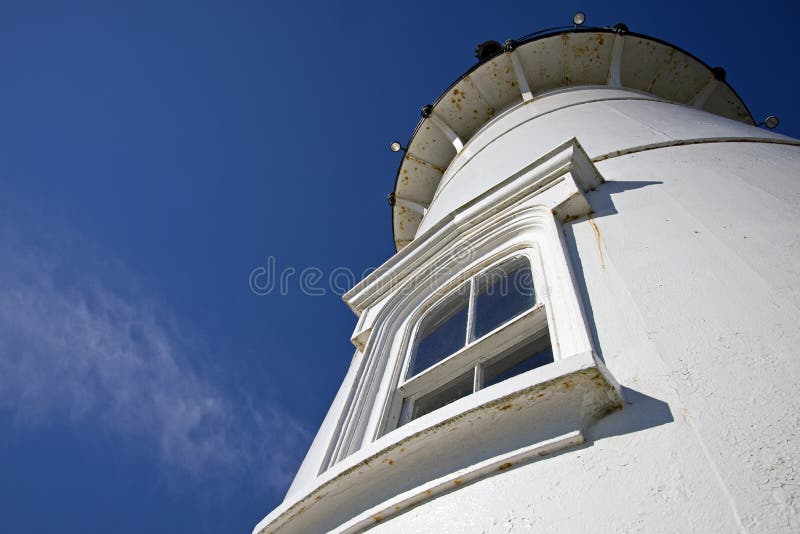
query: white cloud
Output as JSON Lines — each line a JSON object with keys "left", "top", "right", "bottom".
{"left": 0, "top": 225, "right": 310, "bottom": 491}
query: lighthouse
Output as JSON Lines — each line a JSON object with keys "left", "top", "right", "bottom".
{"left": 254, "top": 21, "right": 800, "bottom": 534}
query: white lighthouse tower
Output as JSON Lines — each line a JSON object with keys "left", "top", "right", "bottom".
{"left": 254, "top": 21, "right": 800, "bottom": 533}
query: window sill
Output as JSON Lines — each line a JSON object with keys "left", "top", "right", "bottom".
{"left": 253, "top": 351, "right": 622, "bottom": 534}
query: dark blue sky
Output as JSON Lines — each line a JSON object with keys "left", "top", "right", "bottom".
{"left": 0, "top": 1, "right": 797, "bottom": 533}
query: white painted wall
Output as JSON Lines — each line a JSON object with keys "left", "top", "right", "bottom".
{"left": 371, "top": 121, "right": 800, "bottom": 532}
{"left": 417, "top": 86, "right": 794, "bottom": 236}
{"left": 256, "top": 84, "right": 800, "bottom": 533}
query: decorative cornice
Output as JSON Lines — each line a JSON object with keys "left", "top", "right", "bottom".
{"left": 347, "top": 138, "right": 600, "bottom": 316}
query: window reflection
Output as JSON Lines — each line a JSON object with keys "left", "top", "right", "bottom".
{"left": 403, "top": 256, "right": 547, "bottom": 423}
{"left": 472, "top": 258, "right": 535, "bottom": 340}
{"left": 412, "top": 371, "right": 474, "bottom": 419}
{"left": 483, "top": 332, "right": 553, "bottom": 388}
{"left": 409, "top": 290, "right": 468, "bottom": 377}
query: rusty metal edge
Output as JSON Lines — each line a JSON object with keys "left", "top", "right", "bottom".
{"left": 389, "top": 27, "right": 757, "bottom": 252}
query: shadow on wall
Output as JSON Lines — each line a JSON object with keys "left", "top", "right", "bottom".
{"left": 587, "top": 386, "right": 674, "bottom": 444}
{"left": 585, "top": 179, "right": 663, "bottom": 219}
{"left": 487, "top": 388, "right": 674, "bottom": 484}
{"left": 420, "top": 386, "right": 674, "bottom": 509}
{"left": 561, "top": 179, "right": 662, "bottom": 364}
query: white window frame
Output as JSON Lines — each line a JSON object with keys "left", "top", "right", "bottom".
{"left": 389, "top": 251, "right": 553, "bottom": 428}
{"left": 298, "top": 139, "right": 622, "bottom": 480}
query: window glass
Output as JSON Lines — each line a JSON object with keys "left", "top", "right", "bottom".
{"left": 409, "top": 290, "right": 469, "bottom": 377}
{"left": 412, "top": 371, "right": 474, "bottom": 419}
{"left": 472, "top": 257, "right": 535, "bottom": 340}
{"left": 401, "top": 255, "right": 547, "bottom": 425}
{"left": 482, "top": 332, "right": 553, "bottom": 388}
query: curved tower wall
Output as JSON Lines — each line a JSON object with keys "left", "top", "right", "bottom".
{"left": 372, "top": 89, "right": 800, "bottom": 532}
{"left": 417, "top": 86, "right": 795, "bottom": 235}
{"left": 253, "top": 30, "right": 800, "bottom": 534}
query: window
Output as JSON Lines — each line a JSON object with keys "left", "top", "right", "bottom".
{"left": 262, "top": 142, "right": 625, "bottom": 532}
{"left": 319, "top": 140, "right": 620, "bottom": 475}
{"left": 396, "top": 255, "right": 554, "bottom": 426}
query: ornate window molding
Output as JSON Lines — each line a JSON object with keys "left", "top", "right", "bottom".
{"left": 332, "top": 138, "right": 622, "bottom": 455}
{"left": 253, "top": 138, "right": 624, "bottom": 534}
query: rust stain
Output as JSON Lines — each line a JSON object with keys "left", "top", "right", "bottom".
{"left": 404, "top": 153, "right": 445, "bottom": 174}
{"left": 498, "top": 462, "right": 514, "bottom": 470}
{"left": 589, "top": 217, "right": 605, "bottom": 271}
{"left": 284, "top": 506, "right": 306, "bottom": 523}
{"left": 453, "top": 478, "right": 464, "bottom": 486}
{"left": 498, "top": 403, "right": 514, "bottom": 411}
{"left": 648, "top": 47, "right": 675, "bottom": 92}
{"left": 382, "top": 458, "right": 394, "bottom": 465}
{"left": 373, "top": 514, "right": 383, "bottom": 523}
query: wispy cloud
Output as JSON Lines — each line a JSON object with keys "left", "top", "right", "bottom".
{"left": 0, "top": 223, "right": 310, "bottom": 491}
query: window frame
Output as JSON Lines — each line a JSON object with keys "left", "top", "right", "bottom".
{"left": 386, "top": 250, "right": 557, "bottom": 431}
{"left": 309, "top": 139, "right": 620, "bottom": 477}
{"left": 405, "top": 282, "right": 472, "bottom": 380}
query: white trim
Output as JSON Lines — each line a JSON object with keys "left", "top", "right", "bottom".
{"left": 430, "top": 113, "right": 464, "bottom": 153}
{"left": 332, "top": 430, "right": 584, "bottom": 534}
{"left": 345, "top": 138, "right": 600, "bottom": 314}
{"left": 608, "top": 33, "right": 625, "bottom": 87}
{"left": 509, "top": 49, "right": 533, "bottom": 101}
{"left": 395, "top": 196, "right": 427, "bottom": 216}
